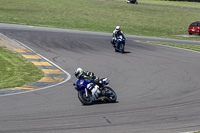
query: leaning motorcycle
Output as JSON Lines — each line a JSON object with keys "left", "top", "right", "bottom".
{"left": 114, "top": 34, "right": 126, "bottom": 53}
{"left": 73, "top": 78, "right": 117, "bottom": 105}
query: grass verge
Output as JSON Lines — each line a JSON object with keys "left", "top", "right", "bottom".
{"left": 108, "top": 0, "right": 200, "bottom": 9}
{"left": 0, "top": 0, "right": 200, "bottom": 41}
{"left": 141, "top": 41, "right": 200, "bottom": 52}
{"left": 0, "top": 47, "right": 44, "bottom": 89}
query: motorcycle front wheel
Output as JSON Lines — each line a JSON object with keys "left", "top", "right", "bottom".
{"left": 104, "top": 87, "right": 117, "bottom": 103}
{"left": 78, "top": 91, "right": 93, "bottom": 105}
{"left": 120, "top": 44, "right": 124, "bottom": 53}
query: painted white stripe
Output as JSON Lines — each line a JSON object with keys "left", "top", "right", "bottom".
{"left": 181, "top": 131, "right": 198, "bottom": 133}
{"left": 142, "top": 41, "right": 200, "bottom": 54}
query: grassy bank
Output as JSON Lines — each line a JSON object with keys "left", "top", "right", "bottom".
{"left": 108, "top": 0, "right": 200, "bottom": 9}
{"left": 0, "top": 47, "right": 44, "bottom": 89}
{"left": 0, "top": 0, "right": 200, "bottom": 41}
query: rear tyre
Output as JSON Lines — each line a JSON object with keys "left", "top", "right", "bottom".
{"left": 78, "top": 91, "right": 93, "bottom": 105}
{"left": 104, "top": 87, "right": 117, "bottom": 103}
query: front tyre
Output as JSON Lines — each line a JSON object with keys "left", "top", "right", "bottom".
{"left": 104, "top": 87, "right": 117, "bottom": 103}
{"left": 78, "top": 91, "right": 93, "bottom": 105}
{"left": 120, "top": 44, "right": 124, "bottom": 53}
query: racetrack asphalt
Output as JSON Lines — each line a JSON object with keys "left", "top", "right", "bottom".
{"left": 1, "top": 23, "right": 200, "bottom": 133}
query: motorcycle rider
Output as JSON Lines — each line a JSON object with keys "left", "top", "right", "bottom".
{"left": 111, "top": 26, "right": 125, "bottom": 47}
{"left": 74, "top": 67, "right": 102, "bottom": 99}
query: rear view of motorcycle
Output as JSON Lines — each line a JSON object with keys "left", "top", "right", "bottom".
{"left": 73, "top": 78, "right": 117, "bottom": 105}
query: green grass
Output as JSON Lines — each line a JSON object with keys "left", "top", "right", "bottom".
{"left": 108, "top": 0, "right": 200, "bottom": 9}
{"left": 0, "top": 0, "right": 200, "bottom": 41}
{"left": 0, "top": 47, "right": 44, "bottom": 89}
{"left": 142, "top": 41, "right": 200, "bottom": 52}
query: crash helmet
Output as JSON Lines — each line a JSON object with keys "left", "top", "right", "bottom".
{"left": 74, "top": 67, "right": 83, "bottom": 78}
{"left": 116, "top": 26, "right": 120, "bottom": 30}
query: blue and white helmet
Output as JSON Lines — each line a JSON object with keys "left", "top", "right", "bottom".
{"left": 74, "top": 67, "right": 83, "bottom": 78}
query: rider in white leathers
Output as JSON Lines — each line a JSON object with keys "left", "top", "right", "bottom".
{"left": 111, "top": 26, "right": 125, "bottom": 47}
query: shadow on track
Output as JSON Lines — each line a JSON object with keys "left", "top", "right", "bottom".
{"left": 115, "top": 51, "right": 131, "bottom": 54}
{"left": 83, "top": 100, "right": 119, "bottom": 106}
{"left": 122, "top": 51, "right": 131, "bottom": 54}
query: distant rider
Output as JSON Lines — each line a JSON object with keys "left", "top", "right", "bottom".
{"left": 111, "top": 26, "right": 125, "bottom": 47}
{"left": 74, "top": 68, "right": 102, "bottom": 99}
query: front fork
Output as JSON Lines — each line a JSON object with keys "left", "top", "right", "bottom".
{"left": 85, "top": 88, "right": 96, "bottom": 101}
{"left": 85, "top": 88, "right": 88, "bottom": 98}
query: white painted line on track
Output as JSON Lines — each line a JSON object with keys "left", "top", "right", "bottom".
{"left": 181, "top": 131, "right": 197, "bottom": 133}
{"left": 143, "top": 41, "right": 200, "bottom": 54}
{"left": 174, "top": 35, "right": 199, "bottom": 38}
{"left": 0, "top": 36, "right": 71, "bottom": 97}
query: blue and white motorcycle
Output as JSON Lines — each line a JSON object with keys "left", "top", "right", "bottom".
{"left": 73, "top": 78, "right": 117, "bottom": 105}
{"left": 114, "top": 34, "right": 126, "bottom": 53}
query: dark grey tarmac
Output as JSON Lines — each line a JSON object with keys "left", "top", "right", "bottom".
{"left": 1, "top": 23, "right": 200, "bottom": 133}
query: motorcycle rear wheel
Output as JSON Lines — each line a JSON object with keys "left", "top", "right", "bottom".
{"left": 78, "top": 91, "right": 93, "bottom": 105}
{"left": 104, "top": 87, "right": 117, "bottom": 103}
